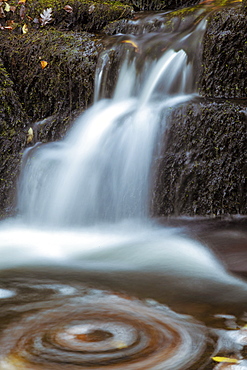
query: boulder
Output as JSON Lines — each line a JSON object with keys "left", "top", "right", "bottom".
{"left": 0, "top": 59, "right": 29, "bottom": 218}
{"left": 151, "top": 100, "right": 247, "bottom": 217}
{"left": 200, "top": 6, "right": 247, "bottom": 99}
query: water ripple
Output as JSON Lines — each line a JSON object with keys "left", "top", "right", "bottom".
{"left": 0, "top": 286, "right": 206, "bottom": 369}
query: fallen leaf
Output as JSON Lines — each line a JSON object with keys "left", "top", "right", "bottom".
{"left": 19, "top": 4, "right": 25, "bottom": 19}
{"left": 111, "top": 341, "right": 128, "bottom": 349}
{"left": 88, "top": 4, "right": 95, "bottom": 13}
{"left": 64, "top": 5, "right": 73, "bottom": 13}
{"left": 40, "top": 60, "right": 48, "bottom": 69}
{"left": 4, "top": 2, "right": 10, "bottom": 12}
{"left": 26, "top": 128, "right": 33, "bottom": 144}
{"left": 212, "top": 357, "right": 239, "bottom": 364}
{"left": 18, "top": 0, "right": 26, "bottom": 3}
{"left": 40, "top": 7, "right": 52, "bottom": 26}
{"left": 121, "top": 40, "right": 139, "bottom": 52}
{"left": 22, "top": 23, "right": 28, "bottom": 33}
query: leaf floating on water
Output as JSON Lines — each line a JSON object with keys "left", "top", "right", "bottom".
{"left": 40, "top": 60, "right": 48, "bottom": 69}
{"left": 212, "top": 357, "right": 239, "bottom": 364}
{"left": 112, "top": 340, "right": 128, "bottom": 349}
{"left": 121, "top": 40, "right": 139, "bottom": 52}
{"left": 26, "top": 128, "right": 33, "bottom": 144}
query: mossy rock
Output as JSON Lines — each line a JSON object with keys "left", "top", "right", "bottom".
{"left": 0, "top": 30, "right": 103, "bottom": 122}
{"left": 0, "top": 59, "right": 29, "bottom": 219}
{"left": 119, "top": 0, "right": 201, "bottom": 11}
{"left": 200, "top": 6, "right": 247, "bottom": 99}
{"left": 5, "top": 0, "right": 133, "bottom": 32}
{"left": 151, "top": 100, "right": 247, "bottom": 217}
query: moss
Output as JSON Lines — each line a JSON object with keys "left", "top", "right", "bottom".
{"left": 0, "top": 59, "right": 29, "bottom": 219}
{"left": 25, "top": 0, "right": 133, "bottom": 32}
{"left": 0, "top": 30, "right": 103, "bottom": 121}
{"left": 200, "top": 6, "right": 247, "bottom": 99}
{"left": 151, "top": 100, "right": 247, "bottom": 217}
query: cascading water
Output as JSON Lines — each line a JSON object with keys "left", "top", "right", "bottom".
{"left": 18, "top": 17, "right": 205, "bottom": 227}
{"left": 0, "top": 2, "right": 247, "bottom": 369}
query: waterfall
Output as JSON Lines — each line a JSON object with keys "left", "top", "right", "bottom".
{"left": 1, "top": 4, "right": 247, "bottom": 369}
{"left": 18, "top": 15, "right": 207, "bottom": 227}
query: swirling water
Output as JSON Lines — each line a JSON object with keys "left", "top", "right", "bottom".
{"left": 0, "top": 2, "right": 247, "bottom": 369}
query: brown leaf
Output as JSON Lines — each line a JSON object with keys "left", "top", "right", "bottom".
{"left": 40, "top": 60, "right": 48, "bottom": 69}
{"left": 64, "top": 5, "right": 73, "bottom": 13}
{"left": 121, "top": 40, "right": 139, "bottom": 52}
{"left": 19, "top": 4, "right": 25, "bottom": 19}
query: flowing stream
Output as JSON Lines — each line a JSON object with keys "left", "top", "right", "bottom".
{"left": 0, "top": 1, "right": 247, "bottom": 369}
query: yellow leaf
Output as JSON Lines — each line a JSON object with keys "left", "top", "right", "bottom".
{"left": 111, "top": 341, "right": 128, "bottom": 349}
{"left": 22, "top": 23, "right": 28, "bottom": 34}
{"left": 212, "top": 357, "right": 239, "bottom": 364}
{"left": 121, "top": 40, "right": 139, "bottom": 52}
{"left": 26, "top": 128, "right": 33, "bottom": 144}
{"left": 40, "top": 60, "right": 48, "bottom": 69}
{"left": 4, "top": 3, "right": 10, "bottom": 12}
{"left": 18, "top": 0, "right": 26, "bottom": 3}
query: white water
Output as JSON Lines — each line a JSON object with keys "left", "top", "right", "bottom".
{"left": 0, "top": 13, "right": 246, "bottom": 306}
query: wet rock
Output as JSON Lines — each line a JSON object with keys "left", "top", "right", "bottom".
{"left": 0, "top": 30, "right": 103, "bottom": 122}
{"left": 151, "top": 100, "right": 247, "bottom": 217}
{"left": 27, "top": 0, "right": 133, "bottom": 32}
{"left": 0, "top": 30, "right": 103, "bottom": 218}
{"left": 0, "top": 59, "right": 29, "bottom": 219}
{"left": 120, "top": 0, "right": 201, "bottom": 11}
{"left": 200, "top": 6, "right": 247, "bottom": 99}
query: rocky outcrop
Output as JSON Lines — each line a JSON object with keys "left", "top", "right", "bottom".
{"left": 200, "top": 7, "right": 247, "bottom": 99}
{"left": 121, "top": 0, "right": 201, "bottom": 11}
{"left": 151, "top": 100, "right": 247, "bottom": 216}
{"left": 150, "top": 2, "right": 247, "bottom": 217}
{"left": 0, "top": 60, "right": 29, "bottom": 218}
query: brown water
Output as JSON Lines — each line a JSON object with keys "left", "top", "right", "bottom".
{"left": 0, "top": 219, "right": 246, "bottom": 369}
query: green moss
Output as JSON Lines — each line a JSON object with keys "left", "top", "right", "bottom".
{"left": 0, "top": 30, "right": 103, "bottom": 121}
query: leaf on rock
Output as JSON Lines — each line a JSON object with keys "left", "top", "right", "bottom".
{"left": 22, "top": 23, "right": 28, "bottom": 33}
{"left": 26, "top": 128, "right": 33, "bottom": 144}
{"left": 40, "top": 60, "right": 48, "bottom": 69}
{"left": 4, "top": 3, "right": 10, "bottom": 12}
{"left": 40, "top": 8, "right": 52, "bottom": 26}
{"left": 64, "top": 5, "right": 73, "bottom": 13}
{"left": 19, "top": 4, "right": 26, "bottom": 19}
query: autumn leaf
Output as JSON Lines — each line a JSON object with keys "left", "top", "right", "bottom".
{"left": 121, "top": 40, "right": 139, "bottom": 52}
{"left": 212, "top": 357, "right": 239, "bottom": 364}
{"left": 64, "top": 5, "right": 73, "bottom": 13}
{"left": 40, "top": 60, "right": 48, "bottom": 69}
{"left": 22, "top": 23, "right": 28, "bottom": 33}
{"left": 19, "top": 4, "right": 26, "bottom": 19}
{"left": 4, "top": 3, "right": 10, "bottom": 12}
{"left": 26, "top": 128, "right": 33, "bottom": 144}
{"left": 40, "top": 8, "right": 52, "bottom": 26}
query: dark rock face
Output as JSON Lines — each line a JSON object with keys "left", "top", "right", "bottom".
{"left": 121, "top": 0, "right": 201, "bottom": 11}
{"left": 151, "top": 100, "right": 247, "bottom": 216}
{"left": 0, "top": 31, "right": 102, "bottom": 122}
{"left": 0, "top": 30, "right": 103, "bottom": 218}
{"left": 200, "top": 7, "right": 247, "bottom": 98}
{"left": 0, "top": 60, "right": 29, "bottom": 218}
